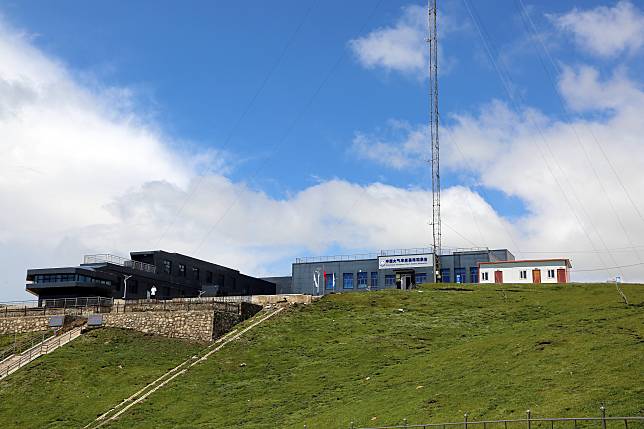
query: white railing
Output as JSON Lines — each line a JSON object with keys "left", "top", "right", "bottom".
{"left": 0, "top": 327, "right": 83, "bottom": 379}
{"left": 83, "top": 254, "right": 156, "bottom": 273}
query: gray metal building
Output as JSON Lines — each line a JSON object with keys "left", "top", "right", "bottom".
{"left": 290, "top": 247, "right": 514, "bottom": 295}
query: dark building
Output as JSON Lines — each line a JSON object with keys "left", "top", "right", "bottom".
{"left": 290, "top": 247, "right": 515, "bottom": 295}
{"left": 26, "top": 251, "right": 276, "bottom": 301}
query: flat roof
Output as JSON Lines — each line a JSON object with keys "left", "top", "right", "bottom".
{"left": 479, "top": 258, "right": 572, "bottom": 268}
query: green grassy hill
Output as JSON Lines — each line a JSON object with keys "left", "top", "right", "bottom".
{"left": 0, "top": 283, "right": 642, "bottom": 429}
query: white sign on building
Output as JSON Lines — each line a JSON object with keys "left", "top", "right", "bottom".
{"left": 378, "top": 254, "right": 433, "bottom": 270}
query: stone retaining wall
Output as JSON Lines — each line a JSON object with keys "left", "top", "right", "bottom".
{"left": 0, "top": 316, "right": 49, "bottom": 335}
{"left": 103, "top": 310, "right": 215, "bottom": 343}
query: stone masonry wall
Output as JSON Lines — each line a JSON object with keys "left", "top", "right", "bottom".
{"left": 103, "top": 310, "right": 215, "bottom": 343}
{"left": 0, "top": 316, "right": 49, "bottom": 335}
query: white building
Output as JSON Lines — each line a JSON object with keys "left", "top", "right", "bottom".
{"left": 478, "top": 259, "right": 572, "bottom": 284}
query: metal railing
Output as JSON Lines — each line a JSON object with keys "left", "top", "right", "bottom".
{"left": 83, "top": 254, "right": 156, "bottom": 273}
{"left": 0, "top": 296, "right": 113, "bottom": 318}
{"left": 343, "top": 410, "right": 643, "bottom": 429}
{"left": 0, "top": 330, "right": 55, "bottom": 362}
{"left": 0, "top": 327, "right": 82, "bottom": 379}
{"left": 295, "top": 247, "right": 491, "bottom": 264}
{"left": 110, "top": 297, "right": 246, "bottom": 314}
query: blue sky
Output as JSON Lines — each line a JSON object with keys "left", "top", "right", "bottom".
{"left": 2, "top": 0, "right": 625, "bottom": 204}
{"left": 1, "top": 1, "right": 644, "bottom": 298}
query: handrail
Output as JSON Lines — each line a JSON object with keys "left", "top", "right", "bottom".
{"left": 0, "top": 327, "right": 83, "bottom": 379}
{"left": 83, "top": 254, "right": 156, "bottom": 273}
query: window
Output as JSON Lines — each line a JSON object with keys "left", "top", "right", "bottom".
{"left": 470, "top": 267, "right": 479, "bottom": 283}
{"left": 370, "top": 272, "right": 378, "bottom": 288}
{"left": 163, "top": 260, "right": 172, "bottom": 275}
{"left": 343, "top": 273, "right": 354, "bottom": 289}
{"left": 520, "top": 270, "right": 527, "bottom": 279}
{"left": 325, "top": 273, "right": 335, "bottom": 290}
{"left": 455, "top": 268, "right": 465, "bottom": 283}
{"left": 357, "top": 272, "right": 368, "bottom": 289}
{"left": 178, "top": 263, "right": 186, "bottom": 277}
{"left": 206, "top": 271, "right": 213, "bottom": 284}
{"left": 193, "top": 267, "right": 200, "bottom": 280}
{"left": 384, "top": 275, "right": 395, "bottom": 286}
{"left": 440, "top": 268, "right": 451, "bottom": 283}
{"left": 415, "top": 273, "right": 427, "bottom": 284}
{"left": 547, "top": 269, "right": 555, "bottom": 279}
{"left": 481, "top": 271, "right": 489, "bottom": 281}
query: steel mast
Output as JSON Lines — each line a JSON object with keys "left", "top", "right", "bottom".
{"left": 428, "top": 0, "right": 441, "bottom": 282}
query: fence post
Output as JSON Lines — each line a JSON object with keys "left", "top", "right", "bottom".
{"left": 404, "top": 418, "right": 408, "bottom": 427}
{"left": 600, "top": 405, "right": 606, "bottom": 429}
{"left": 526, "top": 410, "right": 531, "bottom": 429}
{"left": 465, "top": 413, "right": 469, "bottom": 429}
{"left": 350, "top": 421, "right": 355, "bottom": 429}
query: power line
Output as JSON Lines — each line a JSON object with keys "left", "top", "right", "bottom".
{"left": 154, "top": 0, "right": 317, "bottom": 249}
{"left": 462, "top": 0, "right": 617, "bottom": 276}
{"left": 514, "top": 0, "right": 644, "bottom": 265}
{"left": 190, "top": 0, "right": 386, "bottom": 255}
{"left": 572, "top": 261, "right": 644, "bottom": 273}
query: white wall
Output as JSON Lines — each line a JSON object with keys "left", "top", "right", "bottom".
{"left": 479, "top": 263, "right": 569, "bottom": 284}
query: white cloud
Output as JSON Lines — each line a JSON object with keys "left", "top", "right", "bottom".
{"left": 350, "top": 120, "right": 427, "bottom": 169}
{"left": 551, "top": 1, "right": 644, "bottom": 57}
{"left": 0, "top": 16, "right": 509, "bottom": 300}
{"left": 349, "top": 5, "right": 426, "bottom": 76}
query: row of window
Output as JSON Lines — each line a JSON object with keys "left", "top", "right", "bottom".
{"left": 323, "top": 272, "right": 428, "bottom": 289}
{"left": 440, "top": 267, "right": 479, "bottom": 283}
{"left": 161, "top": 260, "right": 226, "bottom": 285}
{"left": 483, "top": 269, "right": 557, "bottom": 280}
{"left": 33, "top": 274, "right": 112, "bottom": 286}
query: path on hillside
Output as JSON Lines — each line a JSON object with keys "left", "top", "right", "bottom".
{"left": 0, "top": 326, "right": 83, "bottom": 380}
{"left": 84, "top": 307, "right": 284, "bottom": 429}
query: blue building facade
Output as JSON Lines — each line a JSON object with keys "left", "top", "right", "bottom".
{"left": 291, "top": 247, "right": 514, "bottom": 295}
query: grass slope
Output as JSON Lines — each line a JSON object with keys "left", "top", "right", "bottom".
{"left": 107, "top": 284, "right": 644, "bottom": 429}
{"left": 0, "top": 329, "right": 201, "bottom": 428}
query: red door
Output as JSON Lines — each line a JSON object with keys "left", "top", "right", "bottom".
{"left": 532, "top": 269, "right": 541, "bottom": 284}
{"left": 494, "top": 270, "right": 503, "bottom": 283}
{"left": 556, "top": 268, "right": 566, "bottom": 283}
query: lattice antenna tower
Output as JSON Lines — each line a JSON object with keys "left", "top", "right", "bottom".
{"left": 428, "top": 0, "right": 441, "bottom": 281}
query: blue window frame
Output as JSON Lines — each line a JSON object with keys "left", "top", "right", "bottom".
{"left": 384, "top": 275, "right": 395, "bottom": 287}
{"left": 470, "top": 267, "right": 479, "bottom": 283}
{"left": 325, "top": 273, "right": 335, "bottom": 290}
{"left": 343, "top": 273, "right": 354, "bottom": 289}
{"left": 440, "top": 268, "right": 451, "bottom": 283}
{"left": 370, "top": 272, "right": 378, "bottom": 288}
{"left": 455, "top": 268, "right": 465, "bottom": 284}
{"left": 357, "top": 272, "right": 368, "bottom": 289}
{"left": 415, "top": 273, "right": 427, "bottom": 284}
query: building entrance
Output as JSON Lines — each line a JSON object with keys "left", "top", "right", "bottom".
{"left": 396, "top": 270, "right": 415, "bottom": 290}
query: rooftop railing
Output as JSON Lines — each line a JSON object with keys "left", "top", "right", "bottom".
{"left": 295, "top": 247, "right": 490, "bottom": 264}
{"left": 83, "top": 254, "right": 156, "bottom": 273}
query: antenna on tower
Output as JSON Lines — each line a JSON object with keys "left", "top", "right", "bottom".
{"left": 428, "top": 0, "right": 441, "bottom": 282}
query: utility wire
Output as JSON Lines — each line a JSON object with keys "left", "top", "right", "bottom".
{"left": 154, "top": 0, "right": 317, "bottom": 249}
{"left": 190, "top": 0, "right": 386, "bottom": 255}
{"left": 514, "top": 0, "right": 644, "bottom": 265}
{"left": 462, "top": 0, "right": 616, "bottom": 276}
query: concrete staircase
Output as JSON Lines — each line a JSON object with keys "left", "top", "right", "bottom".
{"left": 0, "top": 326, "right": 84, "bottom": 380}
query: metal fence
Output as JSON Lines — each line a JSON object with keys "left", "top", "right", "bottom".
{"left": 0, "top": 296, "right": 114, "bottom": 318}
{"left": 83, "top": 254, "right": 156, "bottom": 273}
{"left": 342, "top": 411, "right": 643, "bottom": 429}
{"left": 110, "top": 297, "right": 244, "bottom": 314}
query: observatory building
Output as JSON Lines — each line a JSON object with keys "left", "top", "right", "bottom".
{"left": 289, "top": 247, "right": 515, "bottom": 295}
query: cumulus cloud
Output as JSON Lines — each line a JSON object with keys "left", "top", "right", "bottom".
{"left": 349, "top": 5, "right": 427, "bottom": 76}
{"left": 551, "top": 1, "right": 644, "bottom": 57}
{"left": 0, "top": 16, "right": 509, "bottom": 300}
{"left": 350, "top": 120, "right": 427, "bottom": 169}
